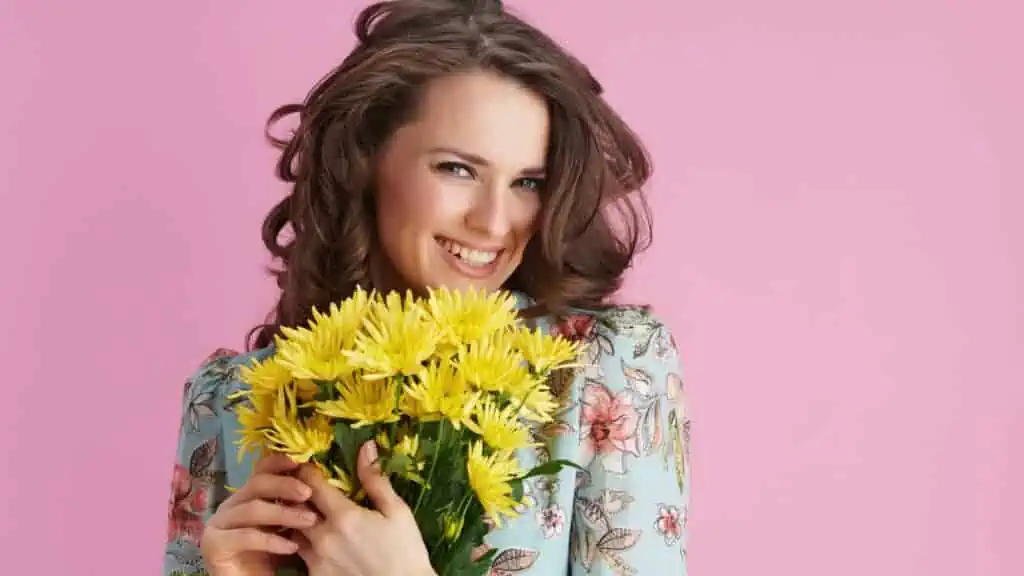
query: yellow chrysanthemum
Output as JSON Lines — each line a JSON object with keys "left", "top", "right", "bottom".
{"left": 374, "top": 429, "right": 421, "bottom": 456}
{"left": 315, "top": 460, "right": 355, "bottom": 495}
{"left": 314, "top": 286, "right": 375, "bottom": 348}
{"left": 505, "top": 377, "right": 560, "bottom": 423}
{"left": 233, "top": 391, "right": 276, "bottom": 458}
{"left": 466, "top": 400, "right": 536, "bottom": 452}
{"left": 238, "top": 355, "right": 293, "bottom": 395}
{"left": 344, "top": 291, "right": 440, "bottom": 380}
{"left": 275, "top": 326, "right": 354, "bottom": 382}
{"left": 390, "top": 434, "right": 427, "bottom": 484}
{"left": 394, "top": 434, "right": 420, "bottom": 458}
{"left": 510, "top": 325, "right": 580, "bottom": 375}
{"left": 401, "top": 361, "right": 479, "bottom": 429}
{"left": 456, "top": 336, "right": 532, "bottom": 396}
{"left": 264, "top": 411, "right": 334, "bottom": 464}
{"left": 397, "top": 392, "right": 429, "bottom": 421}
{"left": 315, "top": 375, "right": 400, "bottom": 428}
{"left": 425, "top": 286, "right": 518, "bottom": 347}
{"left": 466, "top": 441, "right": 522, "bottom": 527}
{"left": 238, "top": 354, "right": 320, "bottom": 404}
{"left": 270, "top": 288, "right": 372, "bottom": 381}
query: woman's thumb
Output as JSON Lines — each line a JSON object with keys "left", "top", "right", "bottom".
{"left": 357, "top": 440, "right": 400, "bottom": 514}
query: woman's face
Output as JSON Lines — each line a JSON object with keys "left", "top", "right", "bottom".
{"left": 373, "top": 70, "right": 548, "bottom": 295}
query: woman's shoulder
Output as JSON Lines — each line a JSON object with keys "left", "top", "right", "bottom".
{"left": 550, "top": 303, "right": 680, "bottom": 362}
{"left": 174, "top": 347, "right": 273, "bottom": 482}
{"left": 182, "top": 346, "right": 273, "bottom": 404}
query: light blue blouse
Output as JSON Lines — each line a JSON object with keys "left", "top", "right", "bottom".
{"left": 164, "top": 301, "right": 691, "bottom": 575}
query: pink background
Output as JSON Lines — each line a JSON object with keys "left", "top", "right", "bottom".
{"left": 1, "top": 1, "right": 1020, "bottom": 574}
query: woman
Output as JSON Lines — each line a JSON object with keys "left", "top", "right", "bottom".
{"left": 164, "top": 1, "right": 691, "bottom": 574}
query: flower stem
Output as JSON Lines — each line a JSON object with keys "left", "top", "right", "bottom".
{"left": 388, "top": 376, "right": 405, "bottom": 448}
{"left": 456, "top": 491, "right": 472, "bottom": 524}
{"left": 413, "top": 420, "right": 445, "bottom": 514}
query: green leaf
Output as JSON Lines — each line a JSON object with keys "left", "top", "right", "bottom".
{"left": 516, "top": 458, "right": 584, "bottom": 481}
{"left": 459, "top": 513, "right": 488, "bottom": 545}
{"left": 334, "top": 421, "right": 375, "bottom": 473}
{"left": 440, "top": 544, "right": 497, "bottom": 576}
{"left": 510, "top": 479, "right": 524, "bottom": 501}
{"left": 438, "top": 531, "right": 478, "bottom": 576}
{"left": 419, "top": 437, "right": 439, "bottom": 458}
{"left": 383, "top": 453, "right": 413, "bottom": 476}
{"left": 474, "top": 547, "right": 498, "bottom": 565}
{"left": 465, "top": 549, "right": 498, "bottom": 576}
{"left": 315, "top": 379, "right": 335, "bottom": 402}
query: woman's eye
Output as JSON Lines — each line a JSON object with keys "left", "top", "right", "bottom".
{"left": 436, "top": 162, "right": 474, "bottom": 178}
{"left": 515, "top": 177, "right": 544, "bottom": 192}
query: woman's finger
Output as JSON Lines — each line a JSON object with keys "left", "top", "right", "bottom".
{"left": 295, "top": 463, "right": 358, "bottom": 520}
{"left": 239, "top": 473, "right": 313, "bottom": 503}
{"left": 216, "top": 472, "right": 311, "bottom": 514}
{"left": 253, "top": 452, "right": 302, "bottom": 475}
{"left": 216, "top": 527, "right": 299, "bottom": 556}
{"left": 210, "top": 498, "right": 319, "bottom": 530}
{"left": 356, "top": 441, "right": 403, "bottom": 517}
{"left": 291, "top": 529, "right": 316, "bottom": 566}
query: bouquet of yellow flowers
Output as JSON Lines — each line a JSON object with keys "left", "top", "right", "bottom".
{"left": 230, "top": 287, "right": 581, "bottom": 576}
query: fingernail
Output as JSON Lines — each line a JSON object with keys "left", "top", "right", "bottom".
{"left": 364, "top": 440, "right": 378, "bottom": 463}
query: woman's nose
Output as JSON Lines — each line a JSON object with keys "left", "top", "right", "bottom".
{"left": 464, "top": 184, "right": 513, "bottom": 238}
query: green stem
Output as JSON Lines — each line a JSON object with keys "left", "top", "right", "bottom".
{"left": 414, "top": 420, "right": 445, "bottom": 514}
{"left": 455, "top": 491, "right": 472, "bottom": 525}
{"left": 389, "top": 376, "right": 405, "bottom": 448}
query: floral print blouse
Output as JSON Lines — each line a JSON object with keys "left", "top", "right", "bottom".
{"left": 164, "top": 302, "right": 691, "bottom": 575}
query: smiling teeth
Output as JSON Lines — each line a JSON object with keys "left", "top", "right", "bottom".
{"left": 440, "top": 239, "right": 498, "bottom": 266}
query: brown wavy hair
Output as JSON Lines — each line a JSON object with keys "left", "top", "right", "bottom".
{"left": 249, "top": 0, "right": 654, "bottom": 350}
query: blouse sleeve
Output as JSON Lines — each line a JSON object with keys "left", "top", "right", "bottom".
{"left": 163, "top": 350, "right": 237, "bottom": 576}
{"left": 570, "top": 309, "right": 691, "bottom": 575}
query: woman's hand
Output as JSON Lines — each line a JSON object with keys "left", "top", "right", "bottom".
{"left": 295, "top": 441, "right": 436, "bottom": 576}
{"left": 200, "top": 453, "right": 319, "bottom": 576}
